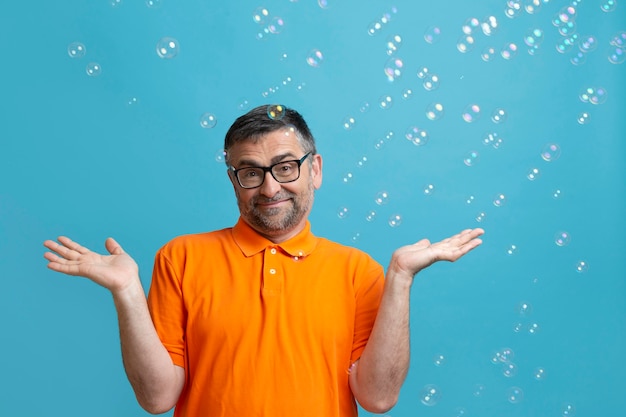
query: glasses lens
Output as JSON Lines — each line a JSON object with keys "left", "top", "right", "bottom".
{"left": 271, "top": 161, "right": 300, "bottom": 182}
{"left": 237, "top": 168, "right": 264, "bottom": 188}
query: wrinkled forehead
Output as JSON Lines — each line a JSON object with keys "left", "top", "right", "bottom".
{"left": 225, "top": 127, "right": 305, "bottom": 163}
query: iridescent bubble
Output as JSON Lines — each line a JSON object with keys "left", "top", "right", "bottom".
{"left": 577, "top": 112, "right": 591, "bottom": 125}
{"left": 342, "top": 116, "right": 356, "bottom": 130}
{"left": 475, "top": 212, "right": 486, "bottom": 222}
{"left": 111, "top": 0, "right": 122, "bottom": 7}
{"left": 67, "top": 42, "right": 86, "bottom": 58}
{"left": 318, "top": 0, "right": 331, "bottom": 9}
{"left": 589, "top": 87, "right": 608, "bottom": 104}
{"left": 506, "top": 386, "right": 524, "bottom": 404}
{"left": 365, "top": 210, "right": 377, "bottom": 222}
{"left": 499, "top": 347, "right": 515, "bottom": 362}
{"left": 419, "top": 384, "right": 442, "bottom": 406}
{"left": 359, "top": 102, "right": 370, "bottom": 113}
{"left": 552, "top": 189, "right": 563, "bottom": 199}
{"left": 518, "top": 301, "right": 532, "bottom": 316}
{"left": 337, "top": 207, "right": 349, "bottom": 219}
{"left": 571, "top": 50, "right": 587, "bottom": 66}
{"left": 462, "top": 17, "right": 480, "bottom": 34}
{"left": 524, "top": 28, "right": 544, "bottom": 47}
{"left": 433, "top": 354, "right": 446, "bottom": 366}
{"left": 505, "top": 5, "right": 522, "bottom": 19}
{"left": 145, "top": 0, "right": 162, "bottom": 7}
{"left": 375, "top": 191, "right": 389, "bottom": 205}
{"left": 601, "top": 0, "right": 617, "bottom": 12}
{"left": 422, "top": 74, "right": 440, "bottom": 91}
{"left": 610, "top": 31, "right": 626, "bottom": 48}
{"left": 457, "top": 35, "right": 475, "bottom": 53}
{"left": 268, "top": 17, "right": 285, "bottom": 34}
{"left": 252, "top": 7, "right": 270, "bottom": 24}
{"left": 405, "top": 126, "right": 429, "bottom": 146}
{"left": 541, "top": 143, "right": 561, "bottom": 161}
{"left": 608, "top": 47, "right": 625, "bottom": 64}
{"left": 306, "top": 49, "right": 324, "bottom": 67}
{"left": 366, "top": 21, "right": 383, "bottom": 36}
{"left": 426, "top": 102, "right": 444, "bottom": 120}
{"left": 481, "top": 46, "right": 497, "bottom": 62}
{"left": 524, "top": 0, "right": 542, "bottom": 14}
{"left": 554, "top": 231, "right": 571, "bottom": 246}
{"left": 579, "top": 35, "right": 598, "bottom": 52}
{"left": 401, "top": 89, "right": 413, "bottom": 100}
{"left": 416, "top": 66, "right": 429, "bottom": 79}
{"left": 215, "top": 149, "right": 226, "bottom": 163}
{"left": 156, "top": 37, "right": 180, "bottom": 59}
{"left": 562, "top": 403, "right": 576, "bottom": 416}
{"left": 528, "top": 323, "right": 540, "bottom": 334}
{"left": 423, "top": 184, "right": 435, "bottom": 195}
{"left": 200, "top": 113, "right": 217, "bottom": 128}
{"left": 462, "top": 104, "right": 481, "bottom": 123}
{"left": 385, "top": 34, "right": 403, "bottom": 55}
{"left": 85, "top": 62, "right": 102, "bottom": 76}
{"left": 534, "top": 367, "right": 546, "bottom": 380}
{"left": 506, "top": 244, "right": 518, "bottom": 255}
{"left": 556, "top": 35, "right": 578, "bottom": 54}
{"left": 558, "top": 6, "right": 577, "bottom": 23}
{"left": 267, "top": 104, "right": 285, "bottom": 120}
{"left": 527, "top": 167, "right": 541, "bottom": 181}
{"left": 493, "top": 193, "right": 506, "bottom": 207}
{"left": 379, "top": 95, "right": 393, "bottom": 109}
{"left": 491, "top": 108, "right": 507, "bottom": 123}
{"left": 384, "top": 57, "right": 404, "bottom": 81}
{"left": 388, "top": 214, "right": 402, "bottom": 228}
{"left": 559, "top": 21, "right": 577, "bottom": 37}
{"left": 501, "top": 43, "right": 518, "bottom": 59}
{"left": 255, "top": 27, "right": 271, "bottom": 41}
{"left": 466, "top": 195, "right": 475, "bottom": 204}
{"left": 481, "top": 15, "right": 498, "bottom": 36}
{"left": 424, "top": 26, "right": 442, "bottom": 44}
{"left": 513, "top": 322, "right": 524, "bottom": 333}
{"left": 463, "top": 151, "right": 480, "bottom": 167}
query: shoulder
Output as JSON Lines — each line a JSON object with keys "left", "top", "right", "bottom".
{"left": 157, "top": 227, "right": 233, "bottom": 256}
{"left": 314, "top": 237, "right": 382, "bottom": 270}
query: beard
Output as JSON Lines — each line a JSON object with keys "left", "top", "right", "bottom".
{"left": 237, "top": 178, "right": 315, "bottom": 237}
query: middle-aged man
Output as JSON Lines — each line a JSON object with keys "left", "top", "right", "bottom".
{"left": 43, "top": 104, "right": 484, "bottom": 417}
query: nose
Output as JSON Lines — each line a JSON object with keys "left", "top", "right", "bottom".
{"left": 258, "top": 170, "right": 281, "bottom": 197}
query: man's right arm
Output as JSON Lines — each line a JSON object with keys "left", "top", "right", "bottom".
{"left": 43, "top": 236, "right": 184, "bottom": 414}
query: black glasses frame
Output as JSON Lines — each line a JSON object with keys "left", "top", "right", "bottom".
{"left": 230, "top": 152, "right": 312, "bottom": 189}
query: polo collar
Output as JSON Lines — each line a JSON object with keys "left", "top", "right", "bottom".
{"left": 232, "top": 217, "right": 318, "bottom": 258}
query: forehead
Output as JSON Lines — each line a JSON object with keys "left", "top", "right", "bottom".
{"left": 227, "top": 128, "right": 304, "bottom": 163}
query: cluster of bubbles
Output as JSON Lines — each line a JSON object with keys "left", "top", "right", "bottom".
{"left": 456, "top": 15, "right": 523, "bottom": 61}
{"left": 252, "top": 7, "right": 285, "bottom": 40}
{"left": 67, "top": 41, "right": 102, "bottom": 77}
{"left": 366, "top": 7, "right": 398, "bottom": 36}
{"left": 405, "top": 126, "right": 429, "bottom": 146}
{"left": 416, "top": 66, "right": 440, "bottom": 92}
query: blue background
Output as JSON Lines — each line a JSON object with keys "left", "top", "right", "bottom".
{"left": 1, "top": 0, "right": 624, "bottom": 416}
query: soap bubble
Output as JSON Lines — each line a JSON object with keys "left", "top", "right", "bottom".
{"left": 491, "top": 108, "right": 507, "bottom": 123}
{"left": 575, "top": 260, "right": 589, "bottom": 273}
{"left": 475, "top": 212, "right": 486, "bottom": 223}
{"left": 384, "top": 57, "right": 403, "bottom": 81}
{"left": 365, "top": 210, "right": 377, "bottom": 222}
{"left": 481, "top": 15, "right": 499, "bottom": 36}
{"left": 610, "top": 31, "right": 626, "bottom": 48}
{"left": 405, "top": 126, "right": 429, "bottom": 146}
{"left": 579, "top": 35, "right": 598, "bottom": 52}
{"left": 422, "top": 74, "right": 440, "bottom": 91}
{"left": 528, "top": 322, "right": 540, "bottom": 334}
{"left": 534, "top": 367, "right": 546, "bottom": 380}
{"left": 562, "top": 403, "right": 576, "bottom": 416}
{"left": 200, "top": 113, "right": 217, "bottom": 128}
{"left": 419, "top": 384, "right": 442, "bottom": 406}
{"left": 506, "top": 244, "right": 518, "bottom": 255}
{"left": 608, "top": 47, "right": 625, "bottom": 64}
{"left": 517, "top": 301, "right": 532, "bottom": 316}
{"left": 424, "top": 26, "right": 442, "bottom": 44}
{"left": 67, "top": 42, "right": 86, "bottom": 58}
{"left": 541, "top": 143, "right": 561, "bottom": 161}
{"left": 385, "top": 34, "right": 403, "bottom": 55}
{"left": 601, "top": 0, "right": 617, "bottom": 12}
{"left": 481, "top": 46, "right": 497, "bottom": 62}
{"left": 268, "top": 17, "right": 285, "bottom": 34}
{"left": 306, "top": 49, "right": 324, "bottom": 67}
{"left": 466, "top": 195, "right": 475, "bottom": 204}
{"left": 462, "top": 17, "right": 480, "bottom": 34}
{"left": 342, "top": 172, "right": 353, "bottom": 183}
{"left": 555, "top": 231, "right": 571, "bottom": 246}
{"left": 337, "top": 207, "right": 349, "bottom": 219}
{"left": 527, "top": 167, "right": 540, "bottom": 181}
{"left": 252, "top": 7, "right": 270, "bottom": 24}
{"left": 462, "top": 104, "right": 481, "bottom": 123}
{"left": 570, "top": 51, "right": 587, "bottom": 66}
{"left": 501, "top": 43, "right": 518, "bottom": 59}
{"left": 375, "top": 191, "right": 389, "bottom": 205}
{"left": 524, "top": 0, "right": 542, "bottom": 14}
{"left": 416, "top": 66, "right": 429, "bottom": 79}
{"left": 433, "top": 354, "right": 446, "bottom": 366}
{"left": 215, "top": 150, "right": 226, "bottom": 163}
{"left": 111, "top": 0, "right": 122, "bottom": 7}
{"left": 552, "top": 189, "right": 563, "bottom": 199}
{"left": 577, "top": 112, "right": 591, "bottom": 124}
{"left": 457, "top": 35, "right": 475, "bottom": 53}
{"left": 423, "top": 184, "right": 435, "bottom": 195}
{"left": 426, "top": 102, "right": 444, "bottom": 120}
{"left": 463, "top": 151, "right": 480, "bottom": 166}
{"left": 379, "top": 95, "right": 393, "bottom": 109}
{"left": 388, "top": 214, "right": 402, "bottom": 227}
{"left": 401, "top": 89, "right": 413, "bottom": 100}
{"left": 473, "top": 384, "right": 486, "bottom": 397}
{"left": 506, "top": 386, "right": 524, "bottom": 404}
{"left": 145, "top": 0, "right": 161, "bottom": 7}
{"left": 493, "top": 193, "right": 506, "bottom": 207}
{"left": 156, "top": 37, "right": 179, "bottom": 58}
{"left": 85, "top": 62, "right": 102, "bottom": 76}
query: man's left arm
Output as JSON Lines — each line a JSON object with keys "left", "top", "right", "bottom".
{"left": 349, "top": 228, "right": 485, "bottom": 414}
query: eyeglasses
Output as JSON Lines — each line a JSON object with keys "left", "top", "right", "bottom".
{"left": 230, "top": 152, "right": 312, "bottom": 189}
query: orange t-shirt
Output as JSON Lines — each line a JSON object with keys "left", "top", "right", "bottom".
{"left": 147, "top": 218, "right": 384, "bottom": 417}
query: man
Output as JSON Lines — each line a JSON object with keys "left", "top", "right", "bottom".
{"left": 43, "top": 105, "right": 484, "bottom": 416}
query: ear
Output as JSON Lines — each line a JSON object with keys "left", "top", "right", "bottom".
{"left": 311, "top": 153, "right": 323, "bottom": 189}
{"left": 227, "top": 168, "right": 238, "bottom": 192}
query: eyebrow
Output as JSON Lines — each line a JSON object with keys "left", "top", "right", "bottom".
{"left": 236, "top": 152, "right": 299, "bottom": 168}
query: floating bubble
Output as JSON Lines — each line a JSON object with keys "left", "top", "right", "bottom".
{"left": 501, "top": 43, "right": 518, "bottom": 59}
{"left": 401, "top": 89, "right": 413, "bottom": 100}
{"left": 601, "top": 0, "right": 617, "bottom": 12}
{"left": 541, "top": 143, "right": 561, "bottom": 161}
{"left": 491, "top": 108, "right": 507, "bottom": 123}
{"left": 356, "top": 156, "right": 368, "bottom": 168}
{"left": 463, "top": 151, "right": 480, "bottom": 167}
{"left": 505, "top": 5, "right": 522, "bottom": 19}
{"left": 237, "top": 98, "right": 251, "bottom": 111}
{"left": 359, "top": 102, "right": 370, "bottom": 113}
{"left": 255, "top": 27, "right": 271, "bottom": 41}
{"left": 506, "top": 386, "right": 524, "bottom": 404}
{"left": 379, "top": 95, "right": 393, "bottom": 109}
{"left": 558, "top": 6, "right": 577, "bottom": 23}
{"left": 337, "top": 207, "right": 349, "bottom": 219}
{"left": 388, "top": 214, "right": 403, "bottom": 228}
{"left": 513, "top": 322, "right": 524, "bottom": 333}
{"left": 318, "top": 0, "right": 331, "bottom": 9}
{"left": 433, "top": 354, "right": 446, "bottom": 366}
{"left": 145, "top": 0, "right": 162, "bottom": 7}
{"left": 571, "top": 51, "right": 587, "bottom": 66}
{"left": 405, "top": 126, "right": 429, "bottom": 146}
{"left": 575, "top": 260, "right": 589, "bottom": 273}
{"left": 419, "top": 384, "right": 442, "bottom": 406}
{"left": 524, "top": 28, "right": 544, "bottom": 47}
{"left": 457, "top": 35, "right": 475, "bottom": 53}
{"left": 342, "top": 172, "right": 354, "bottom": 183}
{"left": 590, "top": 87, "right": 608, "bottom": 104}
{"left": 579, "top": 35, "right": 598, "bottom": 52}
{"left": 527, "top": 167, "right": 541, "bottom": 181}
{"left": 577, "top": 112, "right": 591, "bottom": 125}
{"left": 215, "top": 149, "right": 226, "bottom": 163}
{"left": 126, "top": 97, "right": 139, "bottom": 106}
{"left": 384, "top": 57, "right": 403, "bottom": 81}
{"left": 200, "top": 113, "right": 217, "bottom": 128}
{"left": 506, "top": 244, "right": 518, "bottom": 255}
{"left": 517, "top": 301, "right": 532, "bottom": 316}
{"left": 375, "top": 191, "right": 389, "bottom": 205}
{"left": 473, "top": 384, "right": 486, "bottom": 397}
{"left": 466, "top": 195, "right": 475, "bottom": 204}
{"left": 426, "top": 102, "right": 444, "bottom": 120}
{"left": 454, "top": 407, "right": 468, "bottom": 417}
{"left": 416, "top": 66, "right": 429, "bottom": 79}
{"left": 462, "top": 17, "right": 480, "bottom": 34}
{"left": 385, "top": 34, "right": 403, "bottom": 55}
{"left": 156, "top": 37, "right": 179, "bottom": 58}
{"left": 527, "top": 45, "right": 541, "bottom": 56}
{"left": 562, "top": 403, "right": 576, "bottom": 416}
{"left": 524, "top": 0, "right": 542, "bottom": 14}
{"left": 252, "top": 7, "right": 270, "bottom": 24}
{"left": 67, "top": 42, "right": 86, "bottom": 58}
{"left": 265, "top": 104, "right": 284, "bottom": 120}
{"left": 342, "top": 116, "right": 356, "bottom": 130}
{"left": 424, "top": 26, "right": 442, "bottom": 44}
{"left": 366, "top": 21, "right": 383, "bottom": 36}
{"left": 423, "top": 184, "right": 435, "bottom": 195}
{"left": 608, "top": 47, "right": 625, "bottom": 64}
{"left": 351, "top": 232, "right": 360, "bottom": 243}
{"left": 268, "top": 17, "right": 285, "bottom": 34}
{"left": 306, "top": 49, "right": 324, "bottom": 67}
{"left": 475, "top": 212, "right": 486, "bottom": 222}
{"left": 462, "top": 104, "right": 481, "bottom": 123}
{"left": 552, "top": 189, "right": 563, "bottom": 199}
{"left": 610, "top": 31, "right": 626, "bottom": 48}
{"left": 374, "top": 140, "right": 385, "bottom": 150}
{"left": 423, "top": 74, "right": 440, "bottom": 91}
{"left": 111, "top": 0, "right": 122, "bottom": 7}
{"left": 365, "top": 210, "right": 377, "bottom": 222}
{"left": 481, "top": 46, "right": 497, "bottom": 62}
{"left": 534, "top": 367, "right": 546, "bottom": 380}
{"left": 481, "top": 15, "right": 498, "bottom": 36}
{"left": 493, "top": 193, "right": 506, "bottom": 207}
{"left": 559, "top": 21, "right": 577, "bottom": 37}
{"left": 85, "top": 62, "right": 102, "bottom": 76}
{"left": 556, "top": 35, "right": 578, "bottom": 54}
{"left": 555, "top": 231, "right": 571, "bottom": 246}
{"left": 528, "top": 323, "right": 540, "bottom": 334}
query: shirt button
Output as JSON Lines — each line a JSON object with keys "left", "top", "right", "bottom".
{"left": 269, "top": 268, "right": 276, "bottom": 274}
{"left": 270, "top": 248, "right": 277, "bottom": 255}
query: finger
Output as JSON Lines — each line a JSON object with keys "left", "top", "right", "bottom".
{"left": 105, "top": 237, "right": 124, "bottom": 255}
{"left": 57, "top": 236, "right": 91, "bottom": 255}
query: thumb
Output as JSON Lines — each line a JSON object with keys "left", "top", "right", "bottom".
{"left": 105, "top": 237, "right": 125, "bottom": 255}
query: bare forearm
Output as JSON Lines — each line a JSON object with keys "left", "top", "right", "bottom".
{"left": 351, "top": 271, "right": 412, "bottom": 413}
{"left": 112, "top": 278, "right": 183, "bottom": 414}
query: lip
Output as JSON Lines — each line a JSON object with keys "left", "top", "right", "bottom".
{"left": 257, "top": 199, "right": 290, "bottom": 208}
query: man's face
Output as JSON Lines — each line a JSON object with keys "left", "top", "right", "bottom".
{"left": 226, "top": 128, "right": 323, "bottom": 243}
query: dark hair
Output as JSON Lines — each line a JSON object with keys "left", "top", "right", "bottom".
{"left": 223, "top": 105, "right": 317, "bottom": 165}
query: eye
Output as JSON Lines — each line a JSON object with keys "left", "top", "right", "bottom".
{"left": 241, "top": 168, "right": 261, "bottom": 178}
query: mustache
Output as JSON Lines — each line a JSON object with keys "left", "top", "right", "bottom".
{"left": 252, "top": 192, "right": 296, "bottom": 204}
